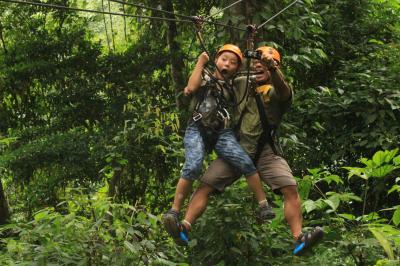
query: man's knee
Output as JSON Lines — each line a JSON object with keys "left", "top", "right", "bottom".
{"left": 190, "top": 183, "right": 215, "bottom": 200}
{"left": 197, "top": 183, "right": 216, "bottom": 195}
{"left": 280, "top": 185, "right": 300, "bottom": 201}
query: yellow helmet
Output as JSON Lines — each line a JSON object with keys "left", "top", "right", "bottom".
{"left": 256, "top": 46, "right": 281, "bottom": 63}
{"left": 216, "top": 44, "right": 243, "bottom": 64}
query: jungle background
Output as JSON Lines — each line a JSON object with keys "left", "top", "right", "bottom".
{"left": 0, "top": 0, "right": 399, "bottom": 265}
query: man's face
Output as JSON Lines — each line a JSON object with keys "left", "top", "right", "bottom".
{"left": 215, "top": 51, "right": 240, "bottom": 79}
{"left": 251, "top": 59, "right": 270, "bottom": 84}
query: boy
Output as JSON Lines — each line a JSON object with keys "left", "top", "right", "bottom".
{"left": 163, "top": 44, "right": 275, "bottom": 245}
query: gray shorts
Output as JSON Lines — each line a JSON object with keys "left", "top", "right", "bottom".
{"left": 200, "top": 143, "right": 296, "bottom": 193}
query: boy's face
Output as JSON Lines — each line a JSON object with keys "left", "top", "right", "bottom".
{"left": 214, "top": 51, "right": 240, "bottom": 80}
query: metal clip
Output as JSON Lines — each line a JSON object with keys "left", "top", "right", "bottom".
{"left": 193, "top": 112, "right": 203, "bottom": 122}
{"left": 217, "top": 108, "right": 230, "bottom": 121}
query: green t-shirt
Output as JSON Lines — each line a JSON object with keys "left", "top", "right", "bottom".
{"left": 233, "top": 76, "right": 293, "bottom": 158}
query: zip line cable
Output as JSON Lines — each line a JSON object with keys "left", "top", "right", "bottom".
{"left": 109, "top": 0, "right": 193, "bottom": 20}
{"left": 0, "top": 0, "right": 301, "bottom": 46}
{"left": 110, "top": 0, "right": 247, "bottom": 32}
{"left": 204, "top": 0, "right": 243, "bottom": 20}
{"left": 0, "top": 0, "right": 193, "bottom": 23}
{"left": 257, "top": 0, "right": 300, "bottom": 29}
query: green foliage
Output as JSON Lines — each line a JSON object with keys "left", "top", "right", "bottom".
{"left": 0, "top": 0, "right": 399, "bottom": 264}
{"left": 184, "top": 153, "right": 399, "bottom": 264}
{"left": 0, "top": 192, "right": 186, "bottom": 265}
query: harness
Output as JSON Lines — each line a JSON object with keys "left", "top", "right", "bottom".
{"left": 192, "top": 75, "right": 232, "bottom": 152}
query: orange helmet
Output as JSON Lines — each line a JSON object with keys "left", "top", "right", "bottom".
{"left": 256, "top": 46, "right": 281, "bottom": 63}
{"left": 216, "top": 44, "right": 243, "bottom": 64}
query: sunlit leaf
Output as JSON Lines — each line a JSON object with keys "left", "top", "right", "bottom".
{"left": 303, "top": 200, "right": 317, "bottom": 213}
{"left": 369, "top": 228, "right": 394, "bottom": 259}
{"left": 371, "top": 165, "right": 396, "bottom": 178}
{"left": 323, "top": 174, "right": 343, "bottom": 185}
{"left": 338, "top": 213, "right": 356, "bottom": 220}
{"left": 394, "top": 155, "right": 400, "bottom": 166}
{"left": 393, "top": 206, "right": 400, "bottom": 226}
{"left": 343, "top": 167, "right": 368, "bottom": 179}
{"left": 372, "top": 151, "right": 386, "bottom": 166}
{"left": 324, "top": 194, "right": 340, "bottom": 211}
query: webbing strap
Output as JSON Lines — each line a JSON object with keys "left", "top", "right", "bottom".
{"left": 254, "top": 93, "right": 278, "bottom": 162}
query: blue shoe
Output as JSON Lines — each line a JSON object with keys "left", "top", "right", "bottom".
{"left": 177, "top": 222, "right": 189, "bottom": 246}
{"left": 162, "top": 210, "right": 189, "bottom": 246}
{"left": 293, "top": 226, "right": 324, "bottom": 256}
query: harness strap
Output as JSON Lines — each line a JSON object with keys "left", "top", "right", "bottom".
{"left": 254, "top": 93, "right": 279, "bottom": 162}
{"left": 195, "top": 121, "right": 219, "bottom": 153}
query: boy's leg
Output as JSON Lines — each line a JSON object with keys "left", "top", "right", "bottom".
{"left": 214, "top": 129, "right": 275, "bottom": 220}
{"left": 171, "top": 178, "right": 193, "bottom": 212}
{"left": 245, "top": 172, "right": 267, "bottom": 203}
{"left": 170, "top": 122, "right": 205, "bottom": 213}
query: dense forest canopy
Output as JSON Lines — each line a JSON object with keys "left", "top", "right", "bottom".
{"left": 0, "top": 0, "right": 399, "bottom": 265}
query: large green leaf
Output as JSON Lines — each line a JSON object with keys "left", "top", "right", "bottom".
{"left": 371, "top": 165, "right": 396, "bottom": 178}
{"left": 343, "top": 167, "right": 368, "bottom": 180}
{"left": 303, "top": 199, "right": 317, "bottom": 213}
{"left": 393, "top": 206, "right": 400, "bottom": 226}
{"left": 370, "top": 228, "right": 394, "bottom": 259}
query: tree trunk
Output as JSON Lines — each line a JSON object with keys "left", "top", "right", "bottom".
{"left": 107, "top": 0, "right": 116, "bottom": 51}
{"left": 0, "top": 179, "right": 10, "bottom": 225}
{"left": 108, "top": 164, "right": 122, "bottom": 199}
{"left": 163, "top": 0, "right": 187, "bottom": 109}
{"left": 101, "top": 0, "right": 112, "bottom": 53}
{"left": 0, "top": 21, "right": 8, "bottom": 54}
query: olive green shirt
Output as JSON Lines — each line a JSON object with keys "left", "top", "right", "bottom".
{"left": 233, "top": 76, "right": 293, "bottom": 158}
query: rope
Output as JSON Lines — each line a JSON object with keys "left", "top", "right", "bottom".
{"left": 0, "top": 0, "right": 193, "bottom": 23}
{"left": 257, "top": 0, "right": 300, "bottom": 29}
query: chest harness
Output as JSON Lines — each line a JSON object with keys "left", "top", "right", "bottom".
{"left": 192, "top": 75, "right": 233, "bottom": 151}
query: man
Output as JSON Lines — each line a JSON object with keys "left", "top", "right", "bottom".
{"left": 170, "top": 46, "right": 323, "bottom": 255}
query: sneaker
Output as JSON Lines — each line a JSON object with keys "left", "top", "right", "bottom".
{"left": 176, "top": 222, "right": 189, "bottom": 246}
{"left": 293, "top": 226, "right": 324, "bottom": 256}
{"left": 257, "top": 204, "right": 276, "bottom": 223}
{"left": 162, "top": 210, "right": 189, "bottom": 246}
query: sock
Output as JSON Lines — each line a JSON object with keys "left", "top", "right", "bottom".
{"left": 294, "top": 232, "right": 303, "bottom": 241}
{"left": 182, "top": 219, "right": 191, "bottom": 231}
{"left": 258, "top": 199, "right": 269, "bottom": 207}
{"left": 170, "top": 208, "right": 179, "bottom": 214}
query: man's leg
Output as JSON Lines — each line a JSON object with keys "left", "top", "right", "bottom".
{"left": 280, "top": 185, "right": 302, "bottom": 240}
{"left": 165, "top": 158, "right": 240, "bottom": 245}
{"left": 183, "top": 183, "right": 215, "bottom": 227}
{"left": 255, "top": 144, "right": 324, "bottom": 253}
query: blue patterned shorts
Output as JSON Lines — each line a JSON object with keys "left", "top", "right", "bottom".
{"left": 181, "top": 122, "right": 257, "bottom": 180}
